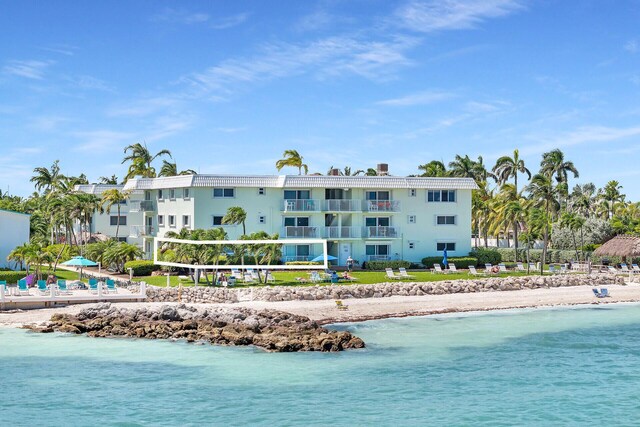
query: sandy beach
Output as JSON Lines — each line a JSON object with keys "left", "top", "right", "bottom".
{"left": 2, "top": 283, "right": 639, "bottom": 327}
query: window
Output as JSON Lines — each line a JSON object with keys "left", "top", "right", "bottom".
{"left": 169, "top": 189, "right": 176, "bottom": 200}
{"left": 428, "top": 190, "right": 456, "bottom": 202}
{"left": 408, "top": 215, "right": 417, "bottom": 224}
{"left": 145, "top": 191, "right": 151, "bottom": 201}
{"left": 258, "top": 215, "right": 266, "bottom": 224}
{"left": 212, "top": 215, "right": 224, "bottom": 226}
{"left": 158, "top": 215, "right": 164, "bottom": 227}
{"left": 366, "top": 244, "right": 389, "bottom": 257}
{"left": 296, "top": 245, "right": 310, "bottom": 257}
{"left": 213, "top": 188, "right": 235, "bottom": 198}
{"left": 365, "top": 217, "right": 390, "bottom": 227}
{"left": 408, "top": 242, "right": 415, "bottom": 249}
{"left": 366, "top": 191, "right": 390, "bottom": 200}
{"left": 284, "top": 190, "right": 310, "bottom": 199}
{"left": 183, "top": 215, "right": 190, "bottom": 227}
{"left": 437, "top": 242, "right": 456, "bottom": 251}
{"left": 117, "top": 237, "right": 127, "bottom": 243}
{"left": 119, "top": 199, "right": 127, "bottom": 205}
{"left": 409, "top": 189, "right": 417, "bottom": 197}
{"left": 183, "top": 188, "right": 190, "bottom": 199}
{"left": 158, "top": 189, "right": 164, "bottom": 200}
{"left": 436, "top": 215, "right": 456, "bottom": 225}
{"left": 168, "top": 215, "right": 176, "bottom": 227}
{"left": 284, "top": 217, "right": 309, "bottom": 227}
{"left": 110, "top": 216, "right": 127, "bottom": 226}
{"left": 258, "top": 187, "right": 265, "bottom": 195}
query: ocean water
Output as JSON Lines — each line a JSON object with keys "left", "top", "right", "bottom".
{"left": 3, "top": 304, "right": 640, "bottom": 426}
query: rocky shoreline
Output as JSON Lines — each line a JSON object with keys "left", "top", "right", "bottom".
{"left": 24, "top": 303, "right": 365, "bottom": 352}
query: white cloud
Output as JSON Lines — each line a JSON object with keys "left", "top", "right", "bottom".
{"left": 152, "top": 8, "right": 209, "bottom": 24}
{"left": 521, "top": 125, "right": 640, "bottom": 156}
{"left": 395, "top": 0, "right": 524, "bottom": 33}
{"left": 145, "top": 116, "right": 192, "bottom": 142}
{"left": 377, "top": 90, "right": 455, "bottom": 106}
{"left": 30, "top": 116, "right": 70, "bottom": 131}
{"left": 67, "top": 75, "right": 113, "bottom": 91}
{"left": 107, "top": 96, "right": 181, "bottom": 117}
{"left": 3, "top": 59, "right": 54, "bottom": 80}
{"left": 210, "top": 13, "right": 248, "bottom": 30}
{"left": 217, "top": 127, "right": 247, "bottom": 133}
{"left": 40, "top": 44, "right": 77, "bottom": 56}
{"left": 625, "top": 39, "right": 639, "bottom": 53}
{"left": 72, "top": 130, "right": 136, "bottom": 152}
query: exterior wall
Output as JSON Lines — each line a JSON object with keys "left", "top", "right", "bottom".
{"left": 0, "top": 210, "right": 31, "bottom": 270}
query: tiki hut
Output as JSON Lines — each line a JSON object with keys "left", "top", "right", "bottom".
{"left": 593, "top": 235, "right": 640, "bottom": 262}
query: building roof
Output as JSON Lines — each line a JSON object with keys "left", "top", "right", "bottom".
{"left": 122, "top": 174, "right": 479, "bottom": 191}
{"left": 0, "top": 208, "right": 31, "bottom": 217}
{"left": 74, "top": 184, "right": 142, "bottom": 195}
{"left": 593, "top": 235, "right": 640, "bottom": 257}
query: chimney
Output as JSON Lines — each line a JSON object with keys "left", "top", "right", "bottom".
{"left": 376, "top": 163, "right": 389, "bottom": 176}
{"left": 329, "top": 168, "right": 340, "bottom": 176}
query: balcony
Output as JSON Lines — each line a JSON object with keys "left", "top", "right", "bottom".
{"left": 129, "top": 200, "right": 156, "bottom": 213}
{"left": 362, "top": 226, "right": 400, "bottom": 238}
{"left": 322, "top": 199, "right": 362, "bottom": 212}
{"left": 364, "top": 200, "right": 401, "bottom": 212}
{"left": 129, "top": 225, "right": 154, "bottom": 238}
{"left": 282, "top": 199, "right": 319, "bottom": 212}
{"left": 323, "top": 226, "right": 361, "bottom": 239}
{"left": 281, "top": 226, "right": 319, "bottom": 238}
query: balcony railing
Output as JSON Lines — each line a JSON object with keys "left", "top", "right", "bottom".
{"left": 281, "top": 226, "right": 318, "bottom": 238}
{"left": 282, "top": 199, "right": 319, "bottom": 212}
{"left": 322, "top": 199, "right": 362, "bottom": 212}
{"left": 367, "top": 255, "right": 390, "bottom": 261}
{"left": 283, "top": 255, "right": 314, "bottom": 262}
{"left": 364, "top": 200, "right": 401, "bottom": 212}
{"left": 129, "top": 225, "right": 154, "bottom": 238}
{"left": 363, "top": 226, "right": 400, "bottom": 238}
{"left": 323, "top": 226, "right": 361, "bottom": 239}
{"left": 129, "top": 200, "right": 156, "bottom": 213}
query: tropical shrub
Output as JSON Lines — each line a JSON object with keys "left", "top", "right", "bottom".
{"left": 551, "top": 218, "right": 614, "bottom": 250}
{"left": 363, "top": 260, "right": 411, "bottom": 270}
{"left": 285, "top": 261, "right": 322, "bottom": 265}
{"left": 0, "top": 271, "right": 26, "bottom": 284}
{"left": 124, "top": 260, "right": 160, "bottom": 276}
{"left": 421, "top": 256, "right": 477, "bottom": 268}
{"left": 469, "top": 248, "right": 501, "bottom": 265}
{"left": 496, "top": 248, "right": 581, "bottom": 263}
{"left": 45, "top": 244, "right": 79, "bottom": 263}
{"left": 103, "top": 243, "right": 143, "bottom": 273}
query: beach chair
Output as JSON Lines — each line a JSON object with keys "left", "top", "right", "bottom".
{"left": 468, "top": 265, "right": 485, "bottom": 276}
{"left": 620, "top": 264, "right": 631, "bottom": 273}
{"left": 105, "top": 279, "right": 117, "bottom": 293}
{"left": 385, "top": 268, "right": 401, "bottom": 280}
{"left": 431, "top": 264, "right": 445, "bottom": 274}
{"left": 88, "top": 278, "right": 99, "bottom": 294}
{"left": 36, "top": 280, "right": 49, "bottom": 295}
{"left": 632, "top": 264, "right": 640, "bottom": 273}
{"left": 600, "top": 288, "right": 610, "bottom": 297}
{"left": 56, "top": 279, "right": 71, "bottom": 295}
{"left": 335, "top": 300, "right": 348, "bottom": 310}
{"left": 17, "top": 279, "right": 29, "bottom": 296}
{"left": 310, "top": 271, "right": 324, "bottom": 283}
{"left": 548, "top": 265, "right": 556, "bottom": 274}
{"left": 230, "top": 269, "right": 243, "bottom": 282}
{"left": 607, "top": 266, "right": 619, "bottom": 274}
{"left": 447, "top": 263, "right": 458, "bottom": 273}
{"left": 0, "top": 280, "right": 6, "bottom": 296}
{"left": 528, "top": 263, "right": 536, "bottom": 271}
{"left": 262, "top": 270, "right": 276, "bottom": 283}
{"left": 516, "top": 262, "right": 526, "bottom": 272}
{"left": 592, "top": 288, "right": 605, "bottom": 298}
{"left": 498, "top": 263, "right": 509, "bottom": 273}
{"left": 398, "top": 267, "right": 415, "bottom": 279}
{"left": 485, "top": 263, "right": 493, "bottom": 274}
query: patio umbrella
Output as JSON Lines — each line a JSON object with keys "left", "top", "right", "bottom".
{"left": 62, "top": 256, "right": 98, "bottom": 279}
{"left": 442, "top": 249, "right": 448, "bottom": 267}
{"left": 311, "top": 255, "right": 338, "bottom": 263}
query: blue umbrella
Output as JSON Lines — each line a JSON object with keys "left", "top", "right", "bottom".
{"left": 311, "top": 255, "right": 338, "bottom": 263}
{"left": 62, "top": 256, "right": 98, "bottom": 279}
{"left": 442, "top": 249, "right": 448, "bottom": 267}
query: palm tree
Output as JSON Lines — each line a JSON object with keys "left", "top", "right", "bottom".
{"left": 275, "top": 150, "right": 308, "bottom": 175}
{"left": 448, "top": 155, "right": 477, "bottom": 179}
{"left": 526, "top": 174, "right": 558, "bottom": 273}
{"left": 30, "top": 160, "right": 66, "bottom": 194}
{"left": 569, "top": 183, "right": 597, "bottom": 218}
{"left": 418, "top": 161, "right": 448, "bottom": 177}
{"left": 365, "top": 168, "right": 379, "bottom": 176}
{"left": 122, "top": 142, "right": 172, "bottom": 179}
{"left": 99, "top": 175, "right": 119, "bottom": 184}
{"left": 540, "top": 149, "right": 579, "bottom": 185}
{"left": 7, "top": 243, "right": 29, "bottom": 270}
{"left": 100, "top": 189, "right": 130, "bottom": 239}
{"left": 600, "top": 180, "right": 625, "bottom": 219}
{"left": 158, "top": 160, "right": 197, "bottom": 177}
{"left": 326, "top": 166, "right": 364, "bottom": 176}
{"left": 492, "top": 149, "right": 531, "bottom": 195}
{"left": 222, "top": 206, "right": 247, "bottom": 235}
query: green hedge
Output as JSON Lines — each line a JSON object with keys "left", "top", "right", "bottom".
{"left": 0, "top": 271, "right": 26, "bottom": 284}
{"left": 363, "top": 260, "right": 412, "bottom": 270}
{"left": 422, "top": 256, "right": 478, "bottom": 269}
{"left": 123, "top": 260, "right": 160, "bottom": 276}
{"left": 285, "top": 261, "right": 322, "bottom": 265}
{"left": 495, "top": 248, "right": 584, "bottom": 263}
{"left": 470, "top": 248, "right": 502, "bottom": 265}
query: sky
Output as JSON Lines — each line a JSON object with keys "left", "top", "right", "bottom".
{"left": 2, "top": 0, "right": 640, "bottom": 199}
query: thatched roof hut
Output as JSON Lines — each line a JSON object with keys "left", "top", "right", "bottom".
{"left": 593, "top": 235, "right": 640, "bottom": 258}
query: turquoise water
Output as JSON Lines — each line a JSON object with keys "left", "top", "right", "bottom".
{"left": 3, "top": 305, "right": 640, "bottom": 426}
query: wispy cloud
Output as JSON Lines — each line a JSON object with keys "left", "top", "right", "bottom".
{"left": 3, "top": 59, "right": 54, "bottom": 80}
{"left": 217, "top": 127, "right": 247, "bottom": 133}
{"left": 66, "top": 75, "right": 113, "bottom": 91}
{"left": 30, "top": 115, "right": 70, "bottom": 132}
{"left": 145, "top": 116, "right": 192, "bottom": 142}
{"left": 625, "top": 39, "right": 639, "bottom": 53}
{"left": 151, "top": 7, "right": 209, "bottom": 24}
{"left": 210, "top": 13, "right": 248, "bottom": 30}
{"left": 72, "top": 130, "right": 136, "bottom": 152}
{"left": 395, "top": 0, "right": 524, "bottom": 33}
{"left": 181, "top": 35, "right": 419, "bottom": 96}
{"left": 377, "top": 90, "right": 455, "bottom": 106}
{"left": 40, "top": 44, "right": 77, "bottom": 56}
{"left": 107, "top": 96, "right": 181, "bottom": 117}
{"left": 521, "top": 125, "right": 640, "bottom": 156}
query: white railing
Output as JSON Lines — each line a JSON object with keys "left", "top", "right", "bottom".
{"left": 322, "top": 199, "right": 362, "bottom": 211}
{"left": 282, "top": 199, "right": 319, "bottom": 212}
{"left": 323, "top": 226, "right": 361, "bottom": 238}
{"left": 281, "top": 226, "right": 318, "bottom": 238}
{"left": 129, "top": 200, "right": 156, "bottom": 212}
{"left": 363, "top": 226, "right": 400, "bottom": 238}
{"left": 367, "top": 255, "right": 390, "bottom": 261}
{"left": 283, "top": 255, "right": 314, "bottom": 262}
{"left": 129, "top": 225, "right": 154, "bottom": 238}
{"left": 364, "top": 200, "right": 401, "bottom": 212}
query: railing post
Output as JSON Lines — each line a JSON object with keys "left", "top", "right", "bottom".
{"left": 98, "top": 281, "right": 103, "bottom": 297}
{"left": 140, "top": 281, "right": 147, "bottom": 298}
{"left": 0, "top": 285, "right": 5, "bottom": 304}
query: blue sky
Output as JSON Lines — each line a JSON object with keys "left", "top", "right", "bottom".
{"left": 2, "top": 0, "right": 640, "bottom": 199}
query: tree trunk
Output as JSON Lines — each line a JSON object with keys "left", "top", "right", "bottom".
{"left": 115, "top": 205, "right": 121, "bottom": 239}
{"left": 513, "top": 223, "right": 518, "bottom": 262}
{"left": 541, "top": 204, "right": 549, "bottom": 275}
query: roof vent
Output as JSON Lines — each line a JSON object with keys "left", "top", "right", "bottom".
{"left": 376, "top": 163, "right": 389, "bottom": 176}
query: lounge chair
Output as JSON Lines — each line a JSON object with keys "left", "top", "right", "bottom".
{"left": 528, "top": 263, "right": 536, "bottom": 271}
{"left": 105, "top": 279, "right": 117, "bottom": 293}
{"left": 431, "top": 264, "right": 445, "bottom": 274}
{"left": 37, "top": 280, "right": 49, "bottom": 295}
{"left": 485, "top": 263, "right": 494, "bottom": 274}
{"left": 548, "top": 265, "right": 556, "bottom": 274}
{"left": 88, "top": 278, "right": 99, "bottom": 294}
{"left": 607, "top": 266, "right": 619, "bottom": 274}
{"left": 600, "top": 288, "right": 610, "bottom": 297}
{"left": 620, "top": 264, "right": 631, "bottom": 273}
{"left": 516, "top": 262, "right": 526, "bottom": 272}
{"left": 468, "top": 265, "right": 485, "bottom": 276}
{"left": 632, "top": 264, "right": 640, "bottom": 273}
{"left": 56, "top": 279, "right": 71, "bottom": 295}
{"left": 310, "top": 271, "right": 324, "bottom": 283}
{"left": 262, "top": 270, "right": 276, "bottom": 283}
{"left": 335, "top": 300, "right": 348, "bottom": 310}
{"left": 560, "top": 264, "right": 568, "bottom": 274}
{"left": 398, "top": 267, "right": 415, "bottom": 278}
{"left": 592, "top": 288, "right": 605, "bottom": 298}
{"left": 498, "top": 263, "right": 509, "bottom": 273}
{"left": 17, "top": 279, "right": 29, "bottom": 296}
{"left": 385, "top": 268, "right": 402, "bottom": 280}
{"left": 0, "top": 280, "right": 6, "bottom": 296}
{"left": 447, "top": 263, "right": 458, "bottom": 273}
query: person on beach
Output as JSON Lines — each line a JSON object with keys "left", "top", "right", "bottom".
{"left": 346, "top": 256, "right": 354, "bottom": 272}
{"left": 46, "top": 274, "right": 56, "bottom": 286}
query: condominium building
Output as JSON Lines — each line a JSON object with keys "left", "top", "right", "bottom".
{"left": 97, "top": 170, "right": 478, "bottom": 266}
{"left": 0, "top": 209, "right": 31, "bottom": 270}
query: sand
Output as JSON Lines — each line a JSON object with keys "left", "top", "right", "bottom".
{"left": 2, "top": 284, "right": 639, "bottom": 328}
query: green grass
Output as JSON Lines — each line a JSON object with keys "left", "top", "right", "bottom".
{"left": 138, "top": 269, "right": 534, "bottom": 288}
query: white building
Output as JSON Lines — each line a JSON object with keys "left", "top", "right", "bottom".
{"left": 0, "top": 209, "right": 31, "bottom": 270}
{"left": 107, "top": 172, "right": 478, "bottom": 266}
